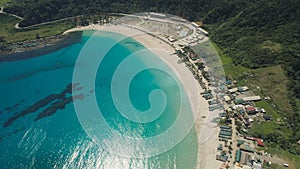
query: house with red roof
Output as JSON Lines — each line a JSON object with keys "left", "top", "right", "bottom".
{"left": 246, "top": 106, "right": 257, "bottom": 115}
{"left": 256, "top": 138, "right": 265, "bottom": 147}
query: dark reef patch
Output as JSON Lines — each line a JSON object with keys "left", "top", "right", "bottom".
{"left": 3, "top": 82, "right": 84, "bottom": 127}
{"left": 3, "top": 102, "right": 22, "bottom": 113}
{"left": 34, "top": 93, "right": 84, "bottom": 121}
{"left": 1, "top": 62, "right": 75, "bottom": 82}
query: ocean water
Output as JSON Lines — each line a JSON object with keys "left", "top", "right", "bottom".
{"left": 0, "top": 31, "right": 198, "bottom": 169}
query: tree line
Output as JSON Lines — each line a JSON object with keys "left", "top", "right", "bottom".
{"left": 3, "top": 0, "right": 300, "bottom": 155}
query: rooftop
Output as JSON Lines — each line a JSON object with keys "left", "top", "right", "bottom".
{"left": 246, "top": 106, "right": 256, "bottom": 112}
{"left": 243, "top": 96, "right": 261, "bottom": 102}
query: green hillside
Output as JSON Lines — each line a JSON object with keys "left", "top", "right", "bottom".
{"left": 1, "top": 0, "right": 300, "bottom": 159}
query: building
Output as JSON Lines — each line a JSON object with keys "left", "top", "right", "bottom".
{"left": 226, "top": 108, "right": 233, "bottom": 114}
{"left": 168, "top": 37, "right": 176, "bottom": 42}
{"left": 243, "top": 96, "right": 261, "bottom": 102}
{"left": 170, "top": 16, "right": 188, "bottom": 23}
{"left": 191, "top": 22, "right": 199, "bottom": 28}
{"left": 149, "top": 12, "right": 166, "bottom": 19}
{"left": 197, "top": 27, "right": 209, "bottom": 35}
{"left": 263, "top": 114, "right": 272, "bottom": 121}
{"left": 238, "top": 109, "right": 246, "bottom": 116}
{"left": 244, "top": 136, "right": 256, "bottom": 141}
{"left": 246, "top": 106, "right": 257, "bottom": 115}
{"left": 216, "top": 154, "right": 228, "bottom": 162}
{"left": 229, "top": 87, "right": 238, "bottom": 93}
{"left": 226, "top": 80, "right": 232, "bottom": 85}
{"left": 240, "top": 145, "right": 255, "bottom": 153}
{"left": 256, "top": 138, "right": 265, "bottom": 147}
{"left": 236, "top": 149, "right": 242, "bottom": 162}
{"left": 243, "top": 118, "right": 251, "bottom": 127}
{"left": 238, "top": 86, "right": 249, "bottom": 92}
{"left": 248, "top": 118, "right": 254, "bottom": 123}
{"left": 237, "top": 139, "right": 246, "bottom": 146}
{"left": 220, "top": 85, "right": 227, "bottom": 91}
{"left": 252, "top": 162, "right": 262, "bottom": 169}
{"left": 234, "top": 99, "right": 244, "bottom": 104}
{"left": 224, "top": 95, "right": 231, "bottom": 102}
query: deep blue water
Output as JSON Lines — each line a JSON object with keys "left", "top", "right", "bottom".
{"left": 0, "top": 31, "right": 198, "bottom": 169}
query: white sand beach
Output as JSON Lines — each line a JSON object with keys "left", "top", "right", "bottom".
{"left": 64, "top": 24, "right": 220, "bottom": 169}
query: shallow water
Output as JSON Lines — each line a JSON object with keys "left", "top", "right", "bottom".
{"left": 0, "top": 31, "right": 198, "bottom": 169}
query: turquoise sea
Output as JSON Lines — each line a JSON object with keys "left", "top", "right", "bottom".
{"left": 0, "top": 31, "right": 198, "bottom": 169}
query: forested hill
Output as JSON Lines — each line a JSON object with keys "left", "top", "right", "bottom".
{"left": 3, "top": 1, "right": 300, "bottom": 94}
{"left": 4, "top": 0, "right": 249, "bottom": 26}
{"left": 5, "top": 0, "right": 300, "bottom": 101}
{"left": 209, "top": 1, "right": 300, "bottom": 98}
{"left": 2, "top": 0, "right": 300, "bottom": 156}
{"left": 5, "top": 0, "right": 299, "bottom": 96}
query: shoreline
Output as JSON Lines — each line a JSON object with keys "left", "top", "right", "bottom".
{"left": 1, "top": 23, "right": 219, "bottom": 168}
{"left": 66, "top": 24, "right": 218, "bottom": 169}
{"left": 0, "top": 32, "right": 82, "bottom": 63}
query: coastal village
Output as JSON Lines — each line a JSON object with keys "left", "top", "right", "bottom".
{"left": 175, "top": 30, "right": 288, "bottom": 169}
{"left": 104, "top": 13, "right": 291, "bottom": 169}
{"left": 0, "top": 9, "right": 294, "bottom": 168}
{"left": 24, "top": 12, "right": 291, "bottom": 169}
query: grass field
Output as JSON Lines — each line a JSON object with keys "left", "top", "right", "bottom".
{"left": 213, "top": 42, "right": 299, "bottom": 168}
{"left": 0, "top": 13, "right": 74, "bottom": 43}
{"left": 250, "top": 66, "right": 292, "bottom": 115}
{"left": 268, "top": 147, "right": 300, "bottom": 169}
{"left": 250, "top": 121, "right": 278, "bottom": 135}
{"left": 213, "top": 42, "right": 291, "bottom": 116}
{"left": 255, "top": 100, "right": 280, "bottom": 119}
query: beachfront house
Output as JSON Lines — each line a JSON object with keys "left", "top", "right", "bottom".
{"left": 246, "top": 106, "right": 257, "bottom": 115}
{"left": 242, "top": 96, "right": 262, "bottom": 102}
{"left": 263, "top": 114, "right": 272, "bottom": 121}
